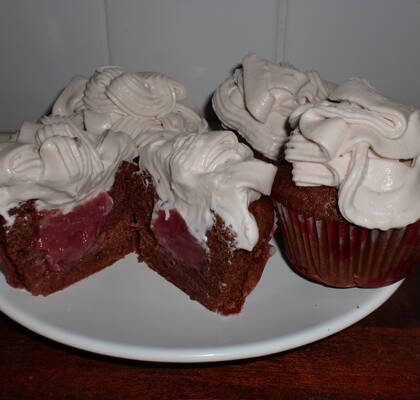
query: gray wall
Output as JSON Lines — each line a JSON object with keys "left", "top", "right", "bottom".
{"left": 1, "top": 0, "right": 420, "bottom": 131}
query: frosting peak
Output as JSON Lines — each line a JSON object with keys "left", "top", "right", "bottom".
{"left": 106, "top": 72, "right": 185, "bottom": 118}
{"left": 286, "top": 78, "right": 420, "bottom": 229}
{"left": 138, "top": 130, "right": 277, "bottom": 251}
{"left": 213, "top": 53, "right": 334, "bottom": 160}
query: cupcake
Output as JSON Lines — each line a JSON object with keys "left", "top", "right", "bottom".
{"left": 18, "top": 66, "right": 208, "bottom": 145}
{"left": 212, "top": 53, "right": 335, "bottom": 164}
{"left": 272, "top": 78, "right": 420, "bottom": 287}
{"left": 0, "top": 121, "right": 137, "bottom": 295}
{"left": 130, "top": 130, "right": 277, "bottom": 314}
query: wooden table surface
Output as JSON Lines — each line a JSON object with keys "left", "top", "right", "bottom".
{"left": 0, "top": 265, "right": 418, "bottom": 400}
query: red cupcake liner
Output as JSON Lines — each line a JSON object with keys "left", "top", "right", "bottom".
{"left": 276, "top": 203, "right": 420, "bottom": 288}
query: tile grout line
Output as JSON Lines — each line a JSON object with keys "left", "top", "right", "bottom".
{"left": 102, "top": 0, "right": 112, "bottom": 65}
{"left": 275, "top": 0, "right": 289, "bottom": 63}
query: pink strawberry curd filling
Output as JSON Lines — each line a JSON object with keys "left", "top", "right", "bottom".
{"left": 35, "top": 192, "right": 114, "bottom": 271}
{"left": 151, "top": 208, "right": 207, "bottom": 269}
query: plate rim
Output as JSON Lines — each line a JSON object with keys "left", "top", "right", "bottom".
{"left": 0, "top": 279, "right": 402, "bottom": 363}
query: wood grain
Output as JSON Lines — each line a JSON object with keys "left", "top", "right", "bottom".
{"left": 0, "top": 266, "right": 418, "bottom": 400}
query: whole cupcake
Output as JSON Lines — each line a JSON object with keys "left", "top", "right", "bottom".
{"left": 272, "top": 78, "right": 420, "bottom": 287}
{"left": 212, "top": 53, "right": 335, "bottom": 164}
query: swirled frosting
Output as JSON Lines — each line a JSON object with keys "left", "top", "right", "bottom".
{"left": 138, "top": 130, "right": 277, "bottom": 251}
{"left": 286, "top": 78, "right": 420, "bottom": 229}
{"left": 0, "top": 121, "right": 135, "bottom": 223}
{"left": 41, "top": 66, "right": 207, "bottom": 142}
{"left": 212, "top": 53, "right": 335, "bottom": 160}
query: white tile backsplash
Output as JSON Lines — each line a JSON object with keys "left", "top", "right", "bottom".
{"left": 0, "top": 0, "right": 109, "bottom": 131}
{"left": 284, "top": 0, "right": 420, "bottom": 107}
{"left": 1, "top": 0, "right": 420, "bottom": 130}
{"left": 104, "top": 0, "right": 280, "bottom": 119}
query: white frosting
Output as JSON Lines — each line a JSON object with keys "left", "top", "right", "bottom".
{"left": 213, "top": 53, "right": 334, "bottom": 160}
{"left": 0, "top": 121, "right": 135, "bottom": 223}
{"left": 286, "top": 78, "right": 420, "bottom": 229}
{"left": 40, "top": 66, "right": 208, "bottom": 141}
{"left": 15, "top": 85, "right": 85, "bottom": 143}
{"left": 39, "top": 75, "right": 89, "bottom": 131}
{"left": 138, "top": 130, "right": 277, "bottom": 251}
{"left": 52, "top": 75, "right": 88, "bottom": 117}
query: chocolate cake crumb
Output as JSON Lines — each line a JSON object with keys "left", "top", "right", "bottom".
{"left": 272, "top": 164, "right": 345, "bottom": 222}
{"left": 129, "top": 171, "right": 275, "bottom": 315}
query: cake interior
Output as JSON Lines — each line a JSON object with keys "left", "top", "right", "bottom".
{"left": 0, "top": 161, "right": 137, "bottom": 295}
{"left": 129, "top": 170, "right": 275, "bottom": 315}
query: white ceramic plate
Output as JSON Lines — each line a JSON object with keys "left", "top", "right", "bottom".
{"left": 0, "top": 241, "right": 401, "bottom": 363}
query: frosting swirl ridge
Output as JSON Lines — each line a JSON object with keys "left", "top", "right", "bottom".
{"left": 107, "top": 72, "right": 185, "bottom": 118}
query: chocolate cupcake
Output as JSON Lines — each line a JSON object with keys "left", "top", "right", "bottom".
{"left": 212, "top": 53, "right": 335, "bottom": 164}
{"left": 272, "top": 78, "right": 420, "bottom": 287}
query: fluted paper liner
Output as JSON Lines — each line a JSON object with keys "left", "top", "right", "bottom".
{"left": 276, "top": 204, "right": 419, "bottom": 288}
